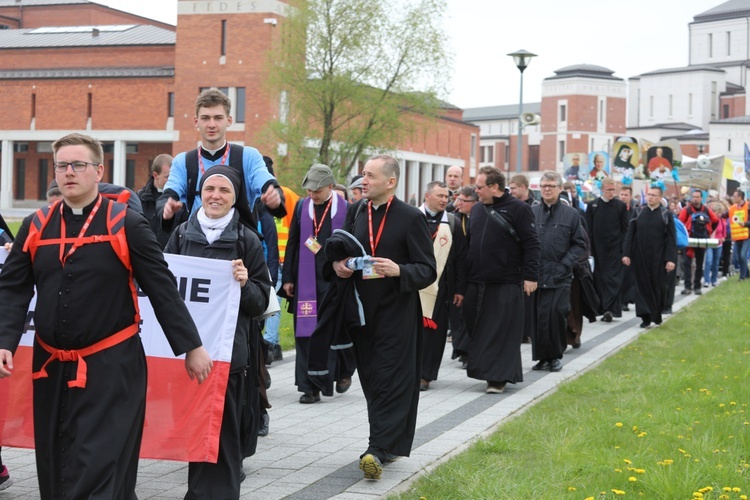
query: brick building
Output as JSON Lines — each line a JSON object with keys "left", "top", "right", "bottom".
{"left": 0, "top": 0, "right": 477, "bottom": 209}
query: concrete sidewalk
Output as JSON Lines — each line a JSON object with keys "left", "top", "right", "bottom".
{"left": 0, "top": 290, "right": 705, "bottom": 499}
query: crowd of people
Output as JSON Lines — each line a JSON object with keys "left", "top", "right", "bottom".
{"left": 1, "top": 88, "right": 749, "bottom": 497}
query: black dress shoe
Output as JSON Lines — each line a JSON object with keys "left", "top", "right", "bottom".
{"left": 336, "top": 377, "right": 352, "bottom": 394}
{"left": 273, "top": 344, "right": 283, "bottom": 361}
{"left": 265, "top": 346, "right": 273, "bottom": 366}
{"left": 572, "top": 342, "right": 581, "bottom": 349}
{"left": 299, "top": 391, "right": 321, "bottom": 404}
{"left": 694, "top": 289, "right": 702, "bottom": 295}
{"left": 532, "top": 360, "right": 550, "bottom": 371}
{"left": 420, "top": 379, "right": 430, "bottom": 391}
{"left": 258, "top": 413, "right": 270, "bottom": 436}
{"left": 662, "top": 308, "right": 673, "bottom": 314}
{"left": 602, "top": 311, "right": 613, "bottom": 322}
{"left": 549, "top": 359, "right": 563, "bottom": 372}
{"left": 639, "top": 321, "right": 651, "bottom": 328}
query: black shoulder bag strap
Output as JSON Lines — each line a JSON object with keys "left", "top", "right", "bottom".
{"left": 483, "top": 205, "right": 520, "bottom": 243}
{"left": 185, "top": 148, "right": 200, "bottom": 217}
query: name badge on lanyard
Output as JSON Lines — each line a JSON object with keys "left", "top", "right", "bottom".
{"left": 304, "top": 235, "right": 322, "bottom": 254}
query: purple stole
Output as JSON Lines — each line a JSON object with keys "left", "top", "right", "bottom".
{"left": 295, "top": 193, "right": 347, "bottom": 337}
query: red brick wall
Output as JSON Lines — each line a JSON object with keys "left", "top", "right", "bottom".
{"left": 720, "top": 94, "right": 746, "bottom": 119}
{"left": 2, "top": 46, "right": 176, "bottom": 71}
{"left": 0, "top": 4, "right": 175, "bottom": 30}
{"left": 0, "top": 78, "right": 174, "bottom": 131}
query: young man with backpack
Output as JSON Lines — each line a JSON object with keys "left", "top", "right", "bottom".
{"left": 678, "top": 188, "right": 720, "bottom": 295}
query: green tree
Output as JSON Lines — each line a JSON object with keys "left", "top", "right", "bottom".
{"left": 267, "top": 0, "right": 450, "bottom": 183}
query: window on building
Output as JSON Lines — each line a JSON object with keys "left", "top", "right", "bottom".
{"left": 688, "top": 93, "right": 693, "bottom": 115}
{"left": 38, "top": 159, "right": 48, "bottom": 200}
{"left": 711, "top": 81, "right": 717, "bottom": 120}
{"left": 107, "top": 159, "right": 114, "bottom": 183}
{"left": 37, "top": 142, "right": 53, "bottom": 153}
{"left": 728, "top": 139, "right": 732, "bottom": 151}
{"left": 13, "top": 142, "right": 28, "bottom": 153}
{"left": 559, "top": 104, "right": 566, "bottom": 122}
{"left": 669, "top": 95, "right": 673, "bottom": 117}
{"left": 727, "top": 31, "right": 731, "bottom": 56}
{"left": 236, "top": 87, "right": 246, "bottom": 123}
{"left": 598, "top": 99, "right": 604, "bottom": 123}
{"left": 528, "top": 145, "right": 539, "bottom": 171}
{"left": 481, "top": 145, "right": 494, "bottom": 163}
{"left": 168, "top": 92, "right": 174, "bottom": 117}
{"left": 709, "top": 33, "right": 713, "bottom": 58}
{"left": 221, "top": 20, "right": 227, "bottom": 56}
{"left": 470, "top": 134, "right": 476, "bottom": 161}
{"left": 126, "top": 159, "right": 136, "bottom": 189}
{"left": 15, "top": 159, "right": 25, "bottom": 200}
{"left": 723, "top": 103, "right": 730, "bottom": 119}
{"left": 31, "top": 93, "right": 36, "bottom": 119}
{"left": 87, "top": 93, "right": 92, "bottom": 118}
{"left": 649, "top": 96, "right": 654, "bottom": 118}
{"left": 126, "top": 143, "right": 138, "bottom": 154}
{"left": 558, "top": 140, "right": 565, "bottom": 162}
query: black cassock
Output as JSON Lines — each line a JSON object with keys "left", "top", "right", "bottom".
{"left": 585, "top": 198, "right": 629, "bottom": 316}
{"left": 345, "top": 198, "right": 436, "bottom": 458}
{"left": 0, "top": 198, "right": 202, "bottom": 500}
{"left": 623, "top": 206, "right": 677, "bottom": 325}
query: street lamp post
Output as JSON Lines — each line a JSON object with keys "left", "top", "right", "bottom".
{"left": 508, "top": 49, "right": 537, "bottom": 173}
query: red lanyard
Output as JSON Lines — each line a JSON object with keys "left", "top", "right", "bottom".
{"left": 368, "top": 196, "right": 393, "bottom": 256}
{"left": 59, "top": 195, "right": 103, "bottom": 265}
{"left": 312, "top": 196, "right": 333, "bottom": 238}
{"left": 198, "top": 144, "right": 230, "bottom": 175}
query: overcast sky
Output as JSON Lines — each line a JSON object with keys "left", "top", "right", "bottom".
{"left": 98, "top": 0, "right": 722, "bottom": 109}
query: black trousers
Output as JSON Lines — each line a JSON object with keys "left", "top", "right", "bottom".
{"left": 681, "top": 247, "right": 706, "bottom": 290}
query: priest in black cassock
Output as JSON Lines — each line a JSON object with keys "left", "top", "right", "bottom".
{"left": 333, "top": 154, "right": 436, "bottom": 481}
{"left": 622, "top": 185, "right": 677, "bottom": 328}
{"left": 417, "top": 181, "right": 466, "bottom": 391}
{"left": 585, "top": 177, "right": 629, "bottom": 322}
{"left": 464, "top": 166, "right": 540, "bottom": 394}
{"left": 0, "top": 133, "right": 213, "bottom": 500}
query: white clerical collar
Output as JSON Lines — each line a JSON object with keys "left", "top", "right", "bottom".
{"left": 72, "top": 207, "right": 84, "bottom": 215}
{"left": 202, "top": 141, "right": 227, "bottom": 156}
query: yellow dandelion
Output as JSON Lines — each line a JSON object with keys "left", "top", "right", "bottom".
{"left": 585, "top": 497, "right": 595, "bottom": 500}
{"left": 615, "top": 468, "right": 622, "bottom": 473}
{"left": 732, "top": 488, "right": 741, "bottom": 493}
{"left": 694, "top": 493, "right": 704, "bottom": 498}
{"left": 629, "top": 477, "right": 637, "bottom": 482}
{"left": 635, "top": 468, "right": 645, "bottom": 474}
{"left": 612, "top": 489, "right": 626, "bottom": 496}
{"left": 637, "top": 432, "right": 647, "bottom": 437}
{"left": 632, "top": 426, "right": 638, "bottom": 432}
{"left": 723, "top": 487, "right": 732, "bottom": 492}
{"left": 720, "top": 403, "right": 726, "bottom": 408}
{"left": 739, "top": 495, "right": 747, "bottom": 500}
{"left": 567, "top": 486, "right": 576, "bottom": 491}
{"left": 730, "top": 402, "right": 737, "bottom": 405}
{"left": 624, "top": 459, "right": 632, "bottom": 464}
{"left": 719, "top": 495, "right": 730, "bottom": 500}
{"left": 615, "top": 422, "right": 623, "bottom": 427}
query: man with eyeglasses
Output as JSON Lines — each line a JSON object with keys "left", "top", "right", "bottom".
{"left": 0, "top": 133, "right": 213, "bottom": 499}
{"left": 463, "top": 166, "right": 539, "bottom": 394}
{"left": 585, "top": 177, "right": 629, "bottom": 322}
{"left": 530, "top": 172, "right": 587, "bottom": 372}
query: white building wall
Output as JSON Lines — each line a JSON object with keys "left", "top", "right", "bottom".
{"left": 634, "top": 71, "right": 726, "bottom": 130}
{"left": 708, "top": 122, "right": 748, "bottom": 162}
{"left": 689, "top": 18, "right": 750, "bottom": 69}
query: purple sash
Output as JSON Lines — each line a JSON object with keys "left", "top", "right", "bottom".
{"left": 295, "top": 194, "right": 347, "bottom": 337}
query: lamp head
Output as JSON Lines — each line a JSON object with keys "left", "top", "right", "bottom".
{"left": 508, "top": 49, "right": 537, "bottom": 72}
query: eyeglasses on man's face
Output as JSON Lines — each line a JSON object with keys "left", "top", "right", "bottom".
{"left": 53, "top": 161, "right": 98, "bottom": 173}
{"left": 540, "top": 184, "right": 560, "bottom": 190}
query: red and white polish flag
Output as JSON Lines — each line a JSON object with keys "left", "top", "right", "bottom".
{"left": 0, "top": 251, "right": 239, "bottom": 463}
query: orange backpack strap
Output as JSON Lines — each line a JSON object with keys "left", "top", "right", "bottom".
{"left": 22, "top": 202, "right": 60, "bottom": 262}
{"left": 106, "top": 201, "right": 140, "bottom": 323}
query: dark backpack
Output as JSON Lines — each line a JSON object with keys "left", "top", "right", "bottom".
{"left": 688, "top": 206, "right": 710, "bottom": 238}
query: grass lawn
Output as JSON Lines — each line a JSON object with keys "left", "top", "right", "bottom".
{"left": 6, "top": 219, "right": 298, "bottom": 350}
{"left": 393, "top": 280, "right": 749, "bottom": 500}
